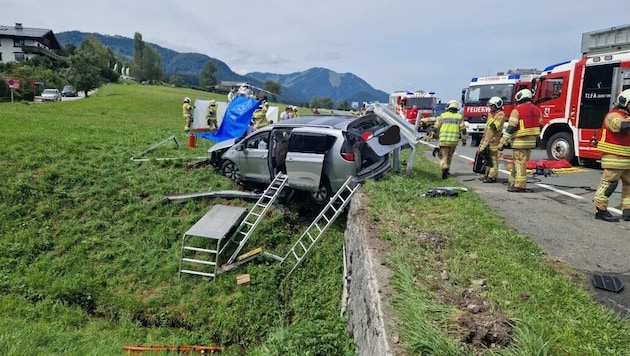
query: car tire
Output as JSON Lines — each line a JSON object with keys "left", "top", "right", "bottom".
{"left": 309, "top": 176, "right": 332, "bottom": 205}
{"left": 221, "top": 160, "right": 242, "bottom": 183}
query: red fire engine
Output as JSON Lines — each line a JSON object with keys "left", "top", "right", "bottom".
{"left": 388, "top": 90, "right": 439, "bottom": 129}
{"left": 535, "top": 24, "right": 630, "bottom": 164}
{"left": 461, "top": 70, "right": 540, "bottom": 146}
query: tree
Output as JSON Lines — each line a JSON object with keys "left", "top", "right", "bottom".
{"left": 142, "top": 45, "right": 163, "bottom": 82}
{"left": 199, "top": 61, "right": 217, "bottom": 90}
{"left": 263, "top": 80, "right": 282, "bottom": 99}
{"left": 169, "top": 74, "right": 184, "bottom": 87}
{"left": 336, "top": 100, "right": 350, "bottom": 111}
{"left": 66, "top": 36, "right": 118, "bottom": 97}
{"left": 132, "top": 32, "right": 144, "bottom": 79}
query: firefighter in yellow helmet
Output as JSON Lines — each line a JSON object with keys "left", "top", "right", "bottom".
{"left": 593, "top": 89, "right": 630, "bottom": 222}
{"left": 430, "top": 99, "right": 467, "bottom": 179}
{"left": 207, "top": 100, "right": 218, "bottom": 130}
{"left": 498, "top": 88, "right": 543, "bottom": 192}
{"left": 182, "top": 97, "right": 193, "bottom": 131}
{"left": 478, "top": 96, "right": 506, "bottom": 183}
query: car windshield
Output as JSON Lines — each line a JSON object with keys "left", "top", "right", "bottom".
{"left": 43, "top": 89, "right": 57, "bottom": 94}
{"left": 63, "top": 86, "right": 73, "bottom": 91}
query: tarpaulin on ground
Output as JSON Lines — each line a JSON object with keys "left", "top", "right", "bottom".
{"left": 526, "top": 159, "right": 573, "bottom": 170}
{"left": 197, "top": 96, "right": 261, "bottom": 142}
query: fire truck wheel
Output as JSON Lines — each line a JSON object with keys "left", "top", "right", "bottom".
{"left": 546, "top": 132, "right": 574, "bottom": 162}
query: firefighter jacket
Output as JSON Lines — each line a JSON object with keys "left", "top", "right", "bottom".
{"left": 435, "top": 111, "right": 466, "bottom": 147}
{"left": 253, "top": 108, "right": 269, "bottom": 129}
{"left": 207, "top": 106, "right": 216, "bottom": 119}
{"left": 182, "top": 103, "right": 192, "bottom": 119}
{"left": 501, "top": 102, "right": 542, "bottom": 149}
{"left": 479, "top": 110, "right": 506, "bottom": 151}
{"left": 597, "top": 108, "right": 630, "bottom": 169}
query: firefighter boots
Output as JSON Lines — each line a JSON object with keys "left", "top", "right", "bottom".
{"left": 483, "top": 177, "right": 496, "bottom": 183}
{"left": 595, "top": 209, "right": 620, "bottom": 222}
{"left": 441, "top": 168, "right": 449, "bottom": 180}
{"left": 623, "top": 209, "right": 630, "bottom": 221}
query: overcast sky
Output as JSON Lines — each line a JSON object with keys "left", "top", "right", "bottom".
{"left": 3, "top": 0, "right": 630, "bottom": 102}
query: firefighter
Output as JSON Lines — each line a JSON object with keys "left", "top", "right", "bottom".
{"left": 478, "top": 96, "right": 506, "bottom": 183}
{"left": 593, "top": 89, "right": 630, "bottom": 222}
{"left": 252, "top": 102, "right": 269, "bottom": 129}
{"left": 207, "top": 100, "right": 217, "bottom": 130}
{"left": 430, "top": 99, "right": 467, "bottom": 179}
{"left": 182, "top": 97, "right": 193, "bottom": 132}
{"left": 498, "top": 89, "right": 543, "bottom": 192}
{"left": 290, "top": 106, "right": 299, "bottom": 118}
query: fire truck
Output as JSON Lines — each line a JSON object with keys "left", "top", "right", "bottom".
{"left": 461, "top": 70, "right": 540, "bottom": 146}
{"left": 535, "top": 24, "right": 630, "bottom": 164}
{"left": 388, "top": 90, "right": 439, "bottom": 130}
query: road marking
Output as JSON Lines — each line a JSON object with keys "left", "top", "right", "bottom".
{"left": 456, "top": 152, "right": 623, "bottom": 215}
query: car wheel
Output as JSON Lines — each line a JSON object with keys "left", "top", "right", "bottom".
{"left": 309, "top": 176, "right": 332, "bottom": 205}
{"left": 221, "top": 160, "right": 242, "bottom": 183}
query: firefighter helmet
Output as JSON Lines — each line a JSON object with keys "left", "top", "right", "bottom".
{"left": 515, "top": 89, "right": 533, "bottom": 103}
{"left": 617, "top": 89, "right": 630, "bottom": 107}
{"left": 487, "top": 96, "right": 503, "bottom": 109}
{"left": 184, "top": 97, "right": 190, "bottom": 103}
{"left": 446, "top": 100, "right": 459, "bottom": 111}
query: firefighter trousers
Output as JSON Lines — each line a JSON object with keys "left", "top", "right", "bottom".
{"left": 438, "top": 145, "right": 457, "bottom": 171}
{"left": 594, "top": 168, "right": 630, "bottom": 211}
{"left": 509, "top": 148, "right": 531, "bottom": 189}
{"left": 485, "top": 149, "right": 499, "bottom": 179}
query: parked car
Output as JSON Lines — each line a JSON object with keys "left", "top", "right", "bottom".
{"left": 41, "top": 88, "right": 61, "bottom": 102}
{"left": 208, "top": 113, "right": 408, "bottom": 204}
{"left": 61, "top": 85, "right": 77, "bottom": 97}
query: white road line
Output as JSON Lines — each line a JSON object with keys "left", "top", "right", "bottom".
{"left": 448, "top": 152, "right": 622, "bottom": 215}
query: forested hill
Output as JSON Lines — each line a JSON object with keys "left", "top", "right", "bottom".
{"left": 56, "top": 31, "right": 388, "bottom": 104}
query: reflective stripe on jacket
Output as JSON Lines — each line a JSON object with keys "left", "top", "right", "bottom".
{"left": 597, "top": 109, "right": 630, "bottom": 158}
{"left": 436, "top": 111, "right": 464, "bottom": 146}
{"left": 513, "top": 103, "right": 541, "bottom": 138}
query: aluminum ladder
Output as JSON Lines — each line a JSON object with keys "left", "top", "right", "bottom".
{"left": 282, "top": 176, "right": 360, "bottom": 278}
{"left": 221, "top": 172, "right": 289, "bottom": 264}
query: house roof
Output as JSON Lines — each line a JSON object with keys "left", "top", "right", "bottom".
{"left": 0, "top": 24, "right": 61, "bottom": 49}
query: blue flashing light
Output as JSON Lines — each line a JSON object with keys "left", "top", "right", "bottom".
{"left": 428, "top": 92, "right": 435, "bottom": 95}
{"left": 507, "top": 74, "right": 520, "bottom": 80}
{"left": 543, "top": 60, "right": 571, "bottom": 72}
{"left": 471, "top": 77, "right": 478, "bottom": 82}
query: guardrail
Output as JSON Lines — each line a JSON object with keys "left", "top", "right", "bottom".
{"left": 371, "top": 103, "right": 424, "bottom": 174}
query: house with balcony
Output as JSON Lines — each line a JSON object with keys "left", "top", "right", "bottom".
{"left": 0, "top": 23, "right": 62, "bottom": 64}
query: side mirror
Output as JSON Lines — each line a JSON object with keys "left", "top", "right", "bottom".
{"left": 235, "top": 144, "right": 245, "bottom": 151}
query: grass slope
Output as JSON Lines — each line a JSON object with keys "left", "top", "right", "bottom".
{"left": 0, "top": 83, "right": 353, "bottom": 355}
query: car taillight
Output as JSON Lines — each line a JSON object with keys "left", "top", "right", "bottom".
{"left": 360, "top": 132, "right": 373, "bottom": 141}
{"left": 341, "top": 152, "right": 355, "bottom": 161}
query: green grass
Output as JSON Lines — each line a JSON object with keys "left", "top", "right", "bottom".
{"left": 363, "top": 163, "right": 630, "bottom": 355}
{"left": 0, "top": 83, "right": 352, "bottom": 355}
{"left": 1, "top": 83, "right": 629, "bottom": 355}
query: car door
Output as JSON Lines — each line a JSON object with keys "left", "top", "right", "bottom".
{"left": 238, "top": 131, "right": 271, "bottom": 182}
{"left": 284, "top": 128, "right": 336, "bottom": 192}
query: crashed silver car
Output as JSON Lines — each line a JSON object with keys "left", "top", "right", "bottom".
{"left": 208, "top": 113, "right": 407, "bottom": 204}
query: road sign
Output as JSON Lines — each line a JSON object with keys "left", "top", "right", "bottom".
{"left": 6, "top": 77, "right": 20, "bottom": 89}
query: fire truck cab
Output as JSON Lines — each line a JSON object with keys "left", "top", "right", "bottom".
{"left": 535, "top": 24, "right": 630, "bottom": 165}
{"left": 388, "top": 90, "right": 438, "bottom": 131}
{"left": 462, "top": 71, "right": 540, "bottom": 146}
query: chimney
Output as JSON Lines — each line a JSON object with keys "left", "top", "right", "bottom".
{"left": 15, "top": 23, "right": 23, "bottom": 30}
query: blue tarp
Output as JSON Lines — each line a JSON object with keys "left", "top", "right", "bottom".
{"left": 197, "top": 96, "right": 261, "bottom": 142}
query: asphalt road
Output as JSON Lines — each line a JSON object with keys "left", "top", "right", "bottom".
{"left": 419, "top": 136, "right": 630, "bottom": 317}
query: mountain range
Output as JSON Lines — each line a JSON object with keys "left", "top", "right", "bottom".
{"left": 55, "top": 31, "right": 389, "bottom": 104}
